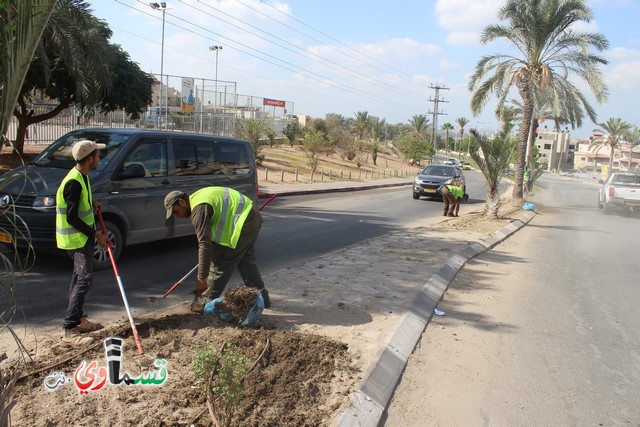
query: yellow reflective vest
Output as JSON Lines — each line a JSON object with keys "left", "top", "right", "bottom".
{"left": 189, "top": 187, "right": 253, "bottom": 249}
{"left": 445, "top": 185, "right": 464, "bottom": 200}
{"left": 56, "top": 168, "right": 95, "bottom": 250}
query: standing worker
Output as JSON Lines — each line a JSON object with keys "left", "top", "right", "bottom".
{"left": 164, "top": 187, "right": 270, "bottom": 313}
{"left": 441, "top": 183, "right": 469, "bottom": 217}
{"left": 56, "top": 140, "right": 111, "bottom": 348}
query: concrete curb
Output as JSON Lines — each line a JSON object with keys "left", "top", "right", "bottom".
{"left": 257, "top": 181, "right": 412, "bottom": 199}
{"left": 335, "top": 211, "right": 536, "bottom": 427}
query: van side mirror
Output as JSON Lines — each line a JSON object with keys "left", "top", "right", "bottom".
{"left": 117, "top": 163, "right": 146, "bottom": 180}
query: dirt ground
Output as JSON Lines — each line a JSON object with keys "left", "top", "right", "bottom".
{"left": 1, "top": 142, "right": 528, "bottom": 426}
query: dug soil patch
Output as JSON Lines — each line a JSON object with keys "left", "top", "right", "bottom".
{"left": 10, "top": 314, "right": 357, "bottom": 426}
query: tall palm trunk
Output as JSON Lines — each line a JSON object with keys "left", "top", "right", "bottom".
{"left": 486, "top": 188, "right": 501, "bottom": 218}
{"left": 513, "top": 92, "right": 533, "bottom": 199}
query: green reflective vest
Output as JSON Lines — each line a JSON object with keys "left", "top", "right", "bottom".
{"left": 446, "top": 185, "right": 464, "bottom": 200}
{"left": 56, "top": 168, "right": 95, "bottom": 250}
{"left": 524, "top": 168, "right": 530, "bottom": 181}
{"left": 190, "top": 187, "right": 253, "bottom": 249}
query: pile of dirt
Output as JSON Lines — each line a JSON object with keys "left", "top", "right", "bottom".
{"left": 216, "top": 287, "right": 261, "bottom": 324}
{"left": 10, "top": 314, "right": 357, "bottom": 426}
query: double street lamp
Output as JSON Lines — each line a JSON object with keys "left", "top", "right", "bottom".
{"left": 209, "top": 45, "right": 223, "bottom": 132}
{"left": 150, "top": 2, "right": 167, "bottom": 128}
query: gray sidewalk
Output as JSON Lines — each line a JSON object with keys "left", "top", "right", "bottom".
{"left": 258, "top": 177, "right": 413, "bottom": 199}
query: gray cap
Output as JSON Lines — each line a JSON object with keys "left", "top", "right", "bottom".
{"left": 164, "top": 190, "right": 186, "bottom": 219}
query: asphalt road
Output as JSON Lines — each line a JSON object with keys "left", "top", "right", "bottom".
{"left": 385, "top": 173, "right": 640, "bottom": 425}
{"left": 4, "top": 171, "right": 489, "bottom": 327}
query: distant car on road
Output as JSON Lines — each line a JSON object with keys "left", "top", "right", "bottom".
{"left": 413, "top": 164, "right": 466, "bottom": 200}
{"left": 598, "top": 171, "right": 640, "bottom": 215}
{"left": 443, "top": 157, "right": 461, "bottom": 167}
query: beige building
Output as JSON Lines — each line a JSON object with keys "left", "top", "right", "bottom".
{"left": 532, "top": 127, "right": 574, "bottom": 172}
{"left": 573, "top": 130, "right": 640, "bottom": 173}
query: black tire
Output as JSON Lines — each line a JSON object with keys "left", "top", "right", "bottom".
{"left": 603, "top": 202, "right": 612, "bottom": 216}
{"left": 597, "top": 194, "right": 603, "bottom": 209}
{"left": 413, "top": 193, "right": 420, "bottom": 200}
{"left": 93, "top": 220, "right": 122, "bottom": 271}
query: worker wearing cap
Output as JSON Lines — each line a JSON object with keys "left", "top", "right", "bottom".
{"left": 56, "top": 140, "right": 111, "bottom": 348}
{"left": 164, "top": 187, "right": 270, "bottom": 313}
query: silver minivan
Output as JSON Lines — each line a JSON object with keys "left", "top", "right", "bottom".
{"left": 0, "top": 129, "right": 257, "bottom": 269}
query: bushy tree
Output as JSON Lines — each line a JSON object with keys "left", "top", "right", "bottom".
{"left": 301, "top": 128, "right": 333, "bottom": 175}
{"left": 283, "top": 121, "right": 303, "bottom": 147}
{"left": 233, "top": 118, "right": 270, "bottom": 165}
{"left": 10, "top": 0, "right": 154, "bottom": 155}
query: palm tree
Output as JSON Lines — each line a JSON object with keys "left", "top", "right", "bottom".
{"left": 590, "top": 118, "right": 633, "bottom": 175}
{"left": 0, "top": 0, "right": 57, "bottom": 151}
{"left": 469, "top": 128, "right": 517, "bottom": 219}
{"left": 352, "top": 111, "right": 370, "bottom": 142}
{"left": 455, "top": 117, "right": 469, "bottom": 155}
{"left": 408, "top": 114, "right": 430, "bottom": 140}
{"left": 626, "top": 127, "right": 640, "bottom": 171}
{"left": 442, "top": 123, "right": 454, "bottom": 155}
{"left": 469, "top": 0, "right": 609, "bottom": 199}
{"left": 370, "top": 116, "right": 386, "bottom": 166}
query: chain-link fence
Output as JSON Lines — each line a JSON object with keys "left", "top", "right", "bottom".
{"left": 4, "top": 73, "right": 296, "bottom": 145}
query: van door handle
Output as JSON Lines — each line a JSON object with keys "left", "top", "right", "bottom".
{"left": 109, "top": 191, "right": 120, "bottom": 195}
{"left": 162, "top": 179, "right": 170, "bottom": 185}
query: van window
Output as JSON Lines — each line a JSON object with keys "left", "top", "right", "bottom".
{"left": 122, "top": 140, "right": 167, "bottom": 177}
{"left": 172, "top": 138, "right": 251, "bottom": 176}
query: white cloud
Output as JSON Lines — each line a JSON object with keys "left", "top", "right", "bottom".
{"left": 609, "top": 47, "right": 640, "bottom": 61}
{"left": 435, "top": 0, "right": 504, "bottom": 46}
{"left": 607, "top": 61, "right": 640, "bottom": 90}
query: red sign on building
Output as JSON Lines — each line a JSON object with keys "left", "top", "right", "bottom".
{"left": 263, "top": 98, "right": 286, "bottom": 107}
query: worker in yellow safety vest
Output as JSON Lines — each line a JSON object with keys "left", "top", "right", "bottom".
{"left": 164, "top": 187, "right": 270, "bottom": 313}
{"left": 56, "top": 140, "right": 110, "bottom": 348}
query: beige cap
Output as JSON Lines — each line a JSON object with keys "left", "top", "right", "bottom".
{"left": 72, "top": 140, "right": 106, "bottom": 161}
{"left": 164, "top": 190, "right": 186, "bottom": 219}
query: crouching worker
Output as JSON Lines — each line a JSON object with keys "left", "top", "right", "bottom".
{"left": 441, "top": 183, "right": 469, "bottom": 217}
{"left": 164, "top": 187, "right": 270, "bottom": 313}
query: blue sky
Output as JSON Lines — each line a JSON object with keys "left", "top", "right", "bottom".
{"left": 91, "top": 0, "right": 639, "bottom": 138}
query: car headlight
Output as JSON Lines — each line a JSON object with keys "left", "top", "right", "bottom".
{"left": 444, "top": 178, "right": 454, "bottom": 185}
{"left": 414, "top": 177, "right": 421, "bottom": 184}
{"left": 32, "top": 195, "right": 56, "bottom": 211}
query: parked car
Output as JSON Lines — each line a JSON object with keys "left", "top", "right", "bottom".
{"left": 443, "top": 157, "right": 461, "bottom": 167}
{"left": 413, "top": 164, "right": 466, "bottom": 200}
{"left": 0, "top": 129, "right": 257, "bottom": 269}
{"left": 597, "top": 171, "right": 640, "bottom": 215}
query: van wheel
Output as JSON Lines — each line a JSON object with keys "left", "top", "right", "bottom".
{"left": 93, "top": 221, "right": 122, "bottom": 271}
{"left": 603, "top": 203, "right": 612, "bottom": 216}
{"left": 597, "top": 194, "right": 603, "bottom": 209}
{"left": 413, "top": 193, "right": 420, "bottom": 200}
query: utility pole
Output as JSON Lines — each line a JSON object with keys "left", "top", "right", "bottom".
{"left": 427, "top": 83, "right": 449, "bottom": 162}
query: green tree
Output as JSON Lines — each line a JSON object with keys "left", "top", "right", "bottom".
{"left": 11, "top": 0, "right": 154, "bottom": 155}
{"left": 265, "top": 126, "right": 277, "bottom": 147}
{"left": 442, "top": 122, "right": 454, "bottom": 155}
{"left": 455, "top": 117, "right": 469, "bottom": 154}
{"left": 283, "top": 121, "right": 303, "bottom": 147}
{"left": 370, "top": 116, "right": 386, "bottom": 166}
{"left": 234, "top": 118, "right": 270, "bottom": 165}
{"left": 469, "top": 128, "right": 517, "bottom": 219}
{"left": 301, "top": 128, "right": 333, "bottom": 175}
{"left": 352, "top": 111, "right": 370, "bottom": 141}
{"left": 590, "top": 118, "right": 633, "bottom": 175}
{"left": 469, "top": 0, "right": 609, "bottom": 200}
{"left": 0, "top": 0, "right": 57, "bottom": 150}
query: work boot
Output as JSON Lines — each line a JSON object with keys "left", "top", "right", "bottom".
{"left": 78, "top": 316, "right": 103, "bottom": 333}
{"left": 447, "top": 213, "right": 455, "bottom": 217}
{"left": 260, "top": 288, "right": 271, "bottom": 309}
{"left": 61, "top": 327, "right": 96, "bottom": 348}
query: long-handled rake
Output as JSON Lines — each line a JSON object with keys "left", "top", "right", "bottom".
{"left": 97, "top": 208, "right": 144, "bottom": 355}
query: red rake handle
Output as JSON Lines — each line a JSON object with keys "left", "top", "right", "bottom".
{"left": 96, "top": 208, "right": 145, "bottom": 356}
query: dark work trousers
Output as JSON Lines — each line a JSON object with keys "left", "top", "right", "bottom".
{"left": 441, "top": 186, "right": 458, "bottom": 216}
{"left": 63, "top": 239, "right": 93, "bottom": 330}
{"left": 204, "top": 208, "right": 265, "bottom": 300}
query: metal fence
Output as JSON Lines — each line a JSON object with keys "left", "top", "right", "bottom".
{"left": 4, "top": 73, "right": 296, "bottom": 145}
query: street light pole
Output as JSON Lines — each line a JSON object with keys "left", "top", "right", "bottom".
{"left": 209, "top": 45, "right": 222, "bottom": 133}
{"left": 150, "top": 2, "right": 167, "bottom": 129}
